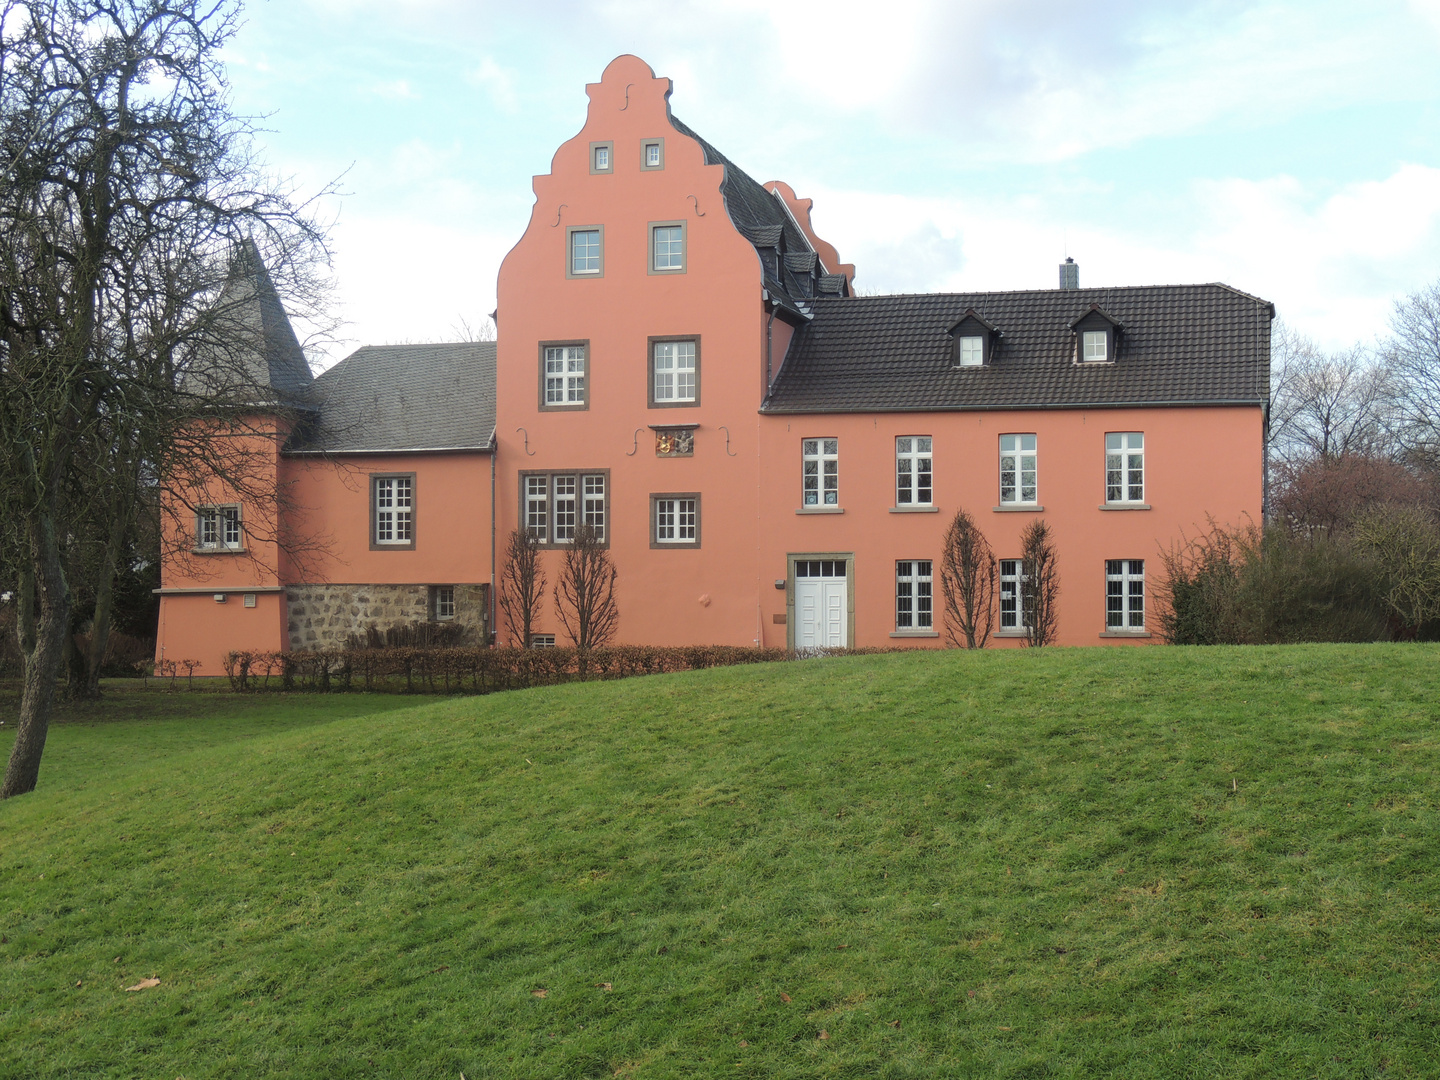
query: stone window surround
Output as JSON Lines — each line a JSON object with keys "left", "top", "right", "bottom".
{"left": 648, "top": 334, "right": 701, "bottom": 408}
{"left": 565, "top": 224, "right": 604, "bottom": 280}
{"left": 650, "top": 492, "right": 701, "bottom": 549}
{"left": 519, "top": 468, "right": 611, "bottom": 550}
{"left": 648, "top": 220, "right": 686, "bottom": 275}
{"left": 538, "top": 339, "right": 590, "bottom": 412}
{"left": 370, "top": 473, "right": 416, "bottom": 551}
{"left": 589, "top": 140, "right": 614, "bottom": 175}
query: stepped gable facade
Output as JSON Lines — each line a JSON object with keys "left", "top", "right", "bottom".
{"left": 157, "top": 54, "right": 1270, "bottom": 672}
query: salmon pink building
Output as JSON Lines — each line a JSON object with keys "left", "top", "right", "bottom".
{"left": 156, "top": 55, "right": 1272, "bottom": 672}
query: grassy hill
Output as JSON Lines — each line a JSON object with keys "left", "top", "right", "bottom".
{"left": 2, "top": 645, "right": 1438, "bottom": 1078}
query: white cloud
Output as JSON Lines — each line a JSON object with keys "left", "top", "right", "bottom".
{"left": 467, "top": 57, "right": 518, "bottom": 114}
{"left": 369, "top": 78, "right": 419, "bottom": 101}
{"left": 807, "top": 163, "right": 1440, "bottom": 348}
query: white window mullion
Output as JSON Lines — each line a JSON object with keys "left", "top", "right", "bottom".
{"left": 896, "top": 437, "right": 933, "bottom": 505}
{"left": 999, "top": 435, "right": 1037, "bottom": 505}
{"left": 802, "top": 438, "right": 839, "bottom": 506}
{"left": 1106, "top": 559, "right": 1145, "bottom": 630}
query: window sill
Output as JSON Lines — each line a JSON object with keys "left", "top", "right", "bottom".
{"left": 192, "top": 547, "right": 246, "bottom": 555}
{"left": 993, "top": 630, "right": 1029, "bottom": 638}
{"left": 992, "top": 505, "right": 1044, "bottom": 513}
{"left": 1099, "top": 503, "right": 1151, "bottom": 511}
{"left": 889, "top": 506, "right": 939, "bottom": 514}
{"left": 796, "top": 506, "right": 844, "bottom": 515}
{"left": 1099, "top": 630, "right": 1152, "bottom": 638}
{"left": 890, "top": 629, "right": 939, "bottom": 638}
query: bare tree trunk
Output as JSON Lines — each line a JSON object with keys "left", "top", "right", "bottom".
{"left": 3, "top": 512, "right": 71, "bottom": 798}
{"left": 83, "top": 511, "right": 127, "bottom": 696}
{"left": 15, "top": 563, "right": 36, "bottom": 684}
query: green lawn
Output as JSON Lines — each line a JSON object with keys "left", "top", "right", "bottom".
{"left": 1, "top": 645, "right": 1437, "bottom": 1078}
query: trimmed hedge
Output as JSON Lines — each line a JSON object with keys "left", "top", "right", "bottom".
{"left": 219, "top": 644, "right": 886, "bottom": 694}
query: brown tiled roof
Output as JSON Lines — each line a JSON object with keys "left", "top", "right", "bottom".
{"left": 763, "top": 284, "right": 1273, "bottom": 413}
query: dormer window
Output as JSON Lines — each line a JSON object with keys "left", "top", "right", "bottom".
{"left": 948, "top": 310, "right": 999, "bottom": 367}
{"left": 1069, "top": 306, "right": 1122, "bottom": 364}
{"left": 1083, "top": 331, "right": 1108, "bottom": 361}
{"left": 958, "top": 336, "right": 984, "bottom": 367}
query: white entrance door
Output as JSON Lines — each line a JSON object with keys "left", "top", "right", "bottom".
{"left": 794, "top": 559, "right": 848, "bottom": 648}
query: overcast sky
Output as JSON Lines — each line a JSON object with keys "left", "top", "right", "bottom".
{"left": 221, "top": 0, "right": 1440, "bottom": 366}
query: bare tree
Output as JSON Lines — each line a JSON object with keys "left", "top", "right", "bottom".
{"left": 450, "top": 315, "right": 496, "bottom": 342}
{"left": 497, "top": 528, "right": 547, "bottom": 647}
{"left": 1269, "top": 322, "right": 1391, "bottom": 467}
{"left": 1351, "top": 505, "right": 1440, "bottom": 638}
{"left": 1020, "top": 519, "right": 1060, "bottom": 648}
{"left": 939, "top": 508, "right": 995, "bottom": 648}
{"left": 1383, "top": 277, "right": 1440, "bottom": 468}
{"left": 554, "top": 525, "right": 619, "bottom": 649}
{"left": 0, "top": 0, "right": 334, "bottom": 797}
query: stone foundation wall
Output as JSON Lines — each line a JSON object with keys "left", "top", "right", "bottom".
{"left": 286, "top": 583, "right": 490, "bottom": 651}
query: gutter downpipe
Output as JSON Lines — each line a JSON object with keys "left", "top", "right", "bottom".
{"left": 490, "top": 435, "right": 498, "bottom": 645}
{"left": 764, "top": 291, "right": 777, "bottom": 394}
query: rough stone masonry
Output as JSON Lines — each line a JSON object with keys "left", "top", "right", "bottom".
{"left": 285, "top": 583, "right": 489, "bottom": 650}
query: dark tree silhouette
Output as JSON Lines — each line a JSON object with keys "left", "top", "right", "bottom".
{"left": 554, "top": 525, "right": 619, "bottom": 650}
{"left": 939, "top": 509, "right": 995, "bottom": 648}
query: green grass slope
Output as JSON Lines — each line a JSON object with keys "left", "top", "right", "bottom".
{"left": 2, "top": 645, "right": 1438, "bottom": 1079}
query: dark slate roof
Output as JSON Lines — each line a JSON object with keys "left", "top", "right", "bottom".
{"left": 763, "top": 284, "right": 1272, "bottom": 413}
{"left": 668, "top": 115, "right": 819, "bottom": 316}
{"left": 293, "top": 342, "right": 497, "bottom": 453}
{"left": 182, "top": 239, "right": 315, "bottom": 405}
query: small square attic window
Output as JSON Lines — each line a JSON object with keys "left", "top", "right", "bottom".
{"left": 948, "top": 309, "right": 999, "bottom": 367}
{"left": 1069, "top": 306, "right": 1123, "bottom": 364}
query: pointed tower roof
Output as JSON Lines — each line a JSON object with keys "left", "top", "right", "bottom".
{"left": 182, "top": 239, "right": 314, "bottom": 406}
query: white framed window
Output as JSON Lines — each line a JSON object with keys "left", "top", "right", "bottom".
{"left": 531, "top": 634, "right": 556, "bottom": 648}
{"left": 431, "top": 586, "right": 455, "bottom": 621}
{"left": 583, "top": 474, "right": 606, "bottom": 541}
{"left": 523, "top": 471, "right": 609, "bottom": 547}
{"left": 641, "top": 139, "right": 663, "bottom": 169}
{"left": 592, "top": 144, "right": 610, "bottom": 171}
{"left": 802, "top": 438, "right": 839, "bottom": 506}
{"left": 1105, "top": 432, "right": 1144, "bottom": 503}
{"left": 958, "top": 335, "right": 984, "bottom": 367}
{"left": 652, "top": 339, "right": 697, "bottom": 404}
{"left": 999, "top": 434, "right": 1037, "bottom": 505}
{"left": 542, "top": 344, "right": 587, "bottom": 407}
{"left": 1106, "top": 559, "right": 1145, "bottom": 630}
{"left": 1083, "top": 330, "right": 1109, "bottom": 362}
{"left": 999, "top": 559, "right": 1028, "bottom": 631}
{"left": 196, "top": 505, "right": 242, "bottom": 551}
{"left": 896, "top": 437, "right": 933, "bottom": 505}
{"left": 553, "top": 475, "right": 577, "bottom": 542}
{"left": 568, "top": 228, "right": 602, "bottom": 276}
{"left": 896, "top": 560, "right": 933, "bottom": 630}
{"left": 650, "top": 222, "right": 685, "bottom": 273}
{"left": 525, "top": 475, "right": 549, "bottom": 542}
{"left": 652, "top": 494, "right": 699, "bottom": 546}
{"left": 373, "top": 476, "right": 414, "bottom": 547}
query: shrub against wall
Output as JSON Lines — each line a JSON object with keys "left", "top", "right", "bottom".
{"left": 217, "top": 644, "right": 882, "bottom": 694}
{"left": 1155, "top": 519, "right": 1394, "bottom": 644}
